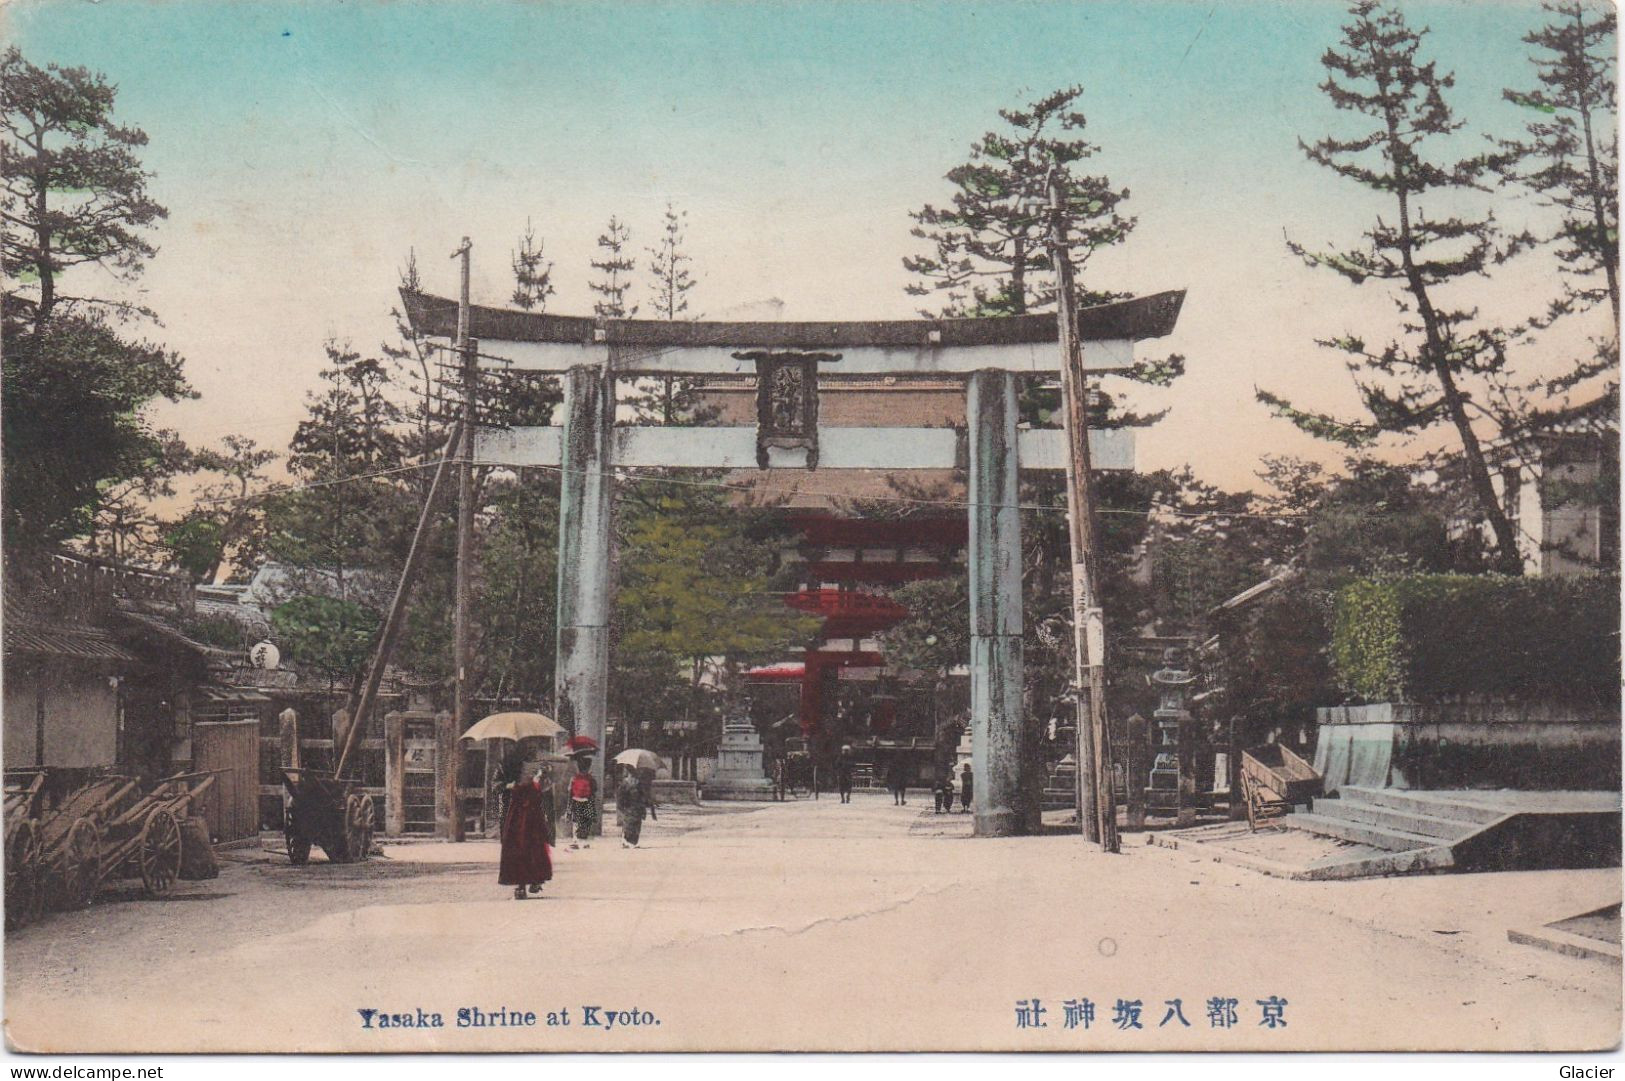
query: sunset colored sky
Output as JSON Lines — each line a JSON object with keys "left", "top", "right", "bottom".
{"left": 7, "top": 0, "right": 1613, "bottom": 493}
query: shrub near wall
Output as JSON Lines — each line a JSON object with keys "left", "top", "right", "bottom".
{"left": 1332, "top": 574, "right": 1621, "bottom": 704}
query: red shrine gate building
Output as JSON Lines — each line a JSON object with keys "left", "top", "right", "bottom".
{"left": 701, "top": 376, "right": 971, "bottom": 766}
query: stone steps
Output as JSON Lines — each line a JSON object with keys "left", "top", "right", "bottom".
{"left": 1315, "top": 797, "right": 1482, "bottom": 842}
{"left": 1284, "top": 812, "right": 1446, "bottom": 852}
{"left": 1157, "top": 788, "right": 1615, "bottom": 880}
{"left": 1337, "top": 786, "right": 1505, "bottom": 825}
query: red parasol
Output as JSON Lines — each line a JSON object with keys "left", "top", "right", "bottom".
{"left": 565, "top": 735, "right": 600, "bottom": 755}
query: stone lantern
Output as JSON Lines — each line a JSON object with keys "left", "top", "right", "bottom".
{"left": 1147, "top": 647, "right": 1197, "bottom": 826}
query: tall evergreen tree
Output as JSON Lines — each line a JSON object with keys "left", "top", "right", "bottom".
{"left": 161, "top": 435, "right": 278, "bottom": 584}
{"left": 589, "top": 215, "right": 636, "bottom": 318}
{"left": 1498, "top": 1, "right": 1619, "bottom": 331}
{"left": 630, "top": 202, "right": 711, "bottom": 424}
{"left": 1258, "top": 0, "right": 1525, "bottom": 574}
{"left": 645, "top": 202, "right": 695, "bottom": 320}
{"left": 903, "top": 85, "right": 1134, "bottom": 317}
{"left": 1, "top": 47, "right": 168, "bottom": 332}
{"left": 510, "top": 218, "right": 556, "bottom": 313}
{"left": 265, "top": 342, "right": 407, "bottom": 599}
{"left": 1, "top": 48, "right": 193, "bottom": 560}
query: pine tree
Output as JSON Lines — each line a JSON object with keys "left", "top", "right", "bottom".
{"left": 589, "top": 215, "right": 636, "bottom": 318}
{"left": 1, "top": 46, "right": 168, "bottom": 333}
{"left": 1, "top": 48, "right": 193, "bottom": 560}
{"left": 645, "top": 202, "right": 695, "bottom": 320}
{"left": 510, "top": 218, "right": 556, "bottom": 312}
{"left": 161, "top": 435, "right": 277, "bottom": 584}
{"left": 904, "top": 85, "right": 1134, "bottom": 317}
{"left": 1498, "top": 1, "right": 1619, "bottom": 331}
{"left": 634, "top": 202, "right": 710, "bottom": 424}
{"left": 1258, "top": 0, "right": 1525, "bottom": 574}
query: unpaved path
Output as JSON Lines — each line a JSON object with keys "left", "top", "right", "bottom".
{"left": 5, "top": 796, "right": 1618, "bottom": 1052}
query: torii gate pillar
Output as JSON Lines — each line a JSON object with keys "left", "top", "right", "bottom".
{"left": 967, "top": 371, "right": 1025, "bottom": 837}
{"left": 554, "top": 364, "right": 615, "bottom": 832}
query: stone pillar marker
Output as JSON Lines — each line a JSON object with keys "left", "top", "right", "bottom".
{"left": 383, "top": 711, "right": 406, "bottom": 837}
{"left": 434, "top": 710, "right": 458, "bottom": 838}
{"left": 1125, "top": 712, "right": 1149, "bottom": 830}
{"left": 967, "top": 370, "right": 1024, "bottom": 837}
{"left": 278, "top": 708, "right": 300, "bottom": 771}
{"left": 330, "top": 708, "right": 352, "bottom": 766}
{"left": 554, "top": 364, "right": 615, "bottom": 834}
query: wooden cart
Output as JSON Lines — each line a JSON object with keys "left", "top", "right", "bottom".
{"left": 27, "top": 772, "right": 216, "bottom": 912}
{"left": 1240, "top": 744, "right": 1321, "bottom": 831}
{"left": 280, "top": 769, "right": 374, "bottom": 865}
{"left": 87, "top": 772, "right": 216, "bottom": 900}
{"left": 4, "top": 771, "right": 47, "bottom": 930}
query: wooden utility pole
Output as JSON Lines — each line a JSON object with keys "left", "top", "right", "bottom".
{"left": 333, "top": 417, "right": 465, "bottom": 779}
{"left": 449, "top": 236, "right": 474, "bottom": 843}
{"left": 1046, "top": 173, "right": 1119, "bottom": 853}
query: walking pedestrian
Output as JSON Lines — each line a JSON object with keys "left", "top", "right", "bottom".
{"left": 959, "top": 762, "right": 973, "bottom": 813}
{"left": 888, "top": 756, "right": 909, "bottom": 806}
{"left": 836, "top": 746, "right": 854, "bottom": 804}
{"left": 497, "top": 751, "right": 553, "bottom": 900}
{"left": 639, "top": 768, "right": 658, "bottom": 821}
{"left": 568, "top": 752, "right": 598, "bottom": 848}
{"left": 615, "top": 767, "right": 646, "bottom": 848}
{"left": 934, "top": 770, "right": 954, "bottom": 814}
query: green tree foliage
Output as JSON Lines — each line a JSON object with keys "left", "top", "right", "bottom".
{"left": 611, "top": 484, "right": 818, "bottom": 739}
{"left": 904, "top": 85, "right": 1134, "bottom": 318}
{"left": 1475, "top": 4, "right": 1619, "bottom": 570}
{"left": 1204, "top": 456, "right": 1492, "bottom": 747}
{"left": 876, "top": 578, "right": 968, "bottom": 675}
{"left": 626, "top": 202, "right": 712, "bottom": 425}
{"left": 1, "top": 47, "right": 168, "bottom": 331}
{"left": 264, "top": 342, "right": 408, "bottom": 582}
{"left": 1497, "top": 1, "right": 1619, "bottom": 330}
{"left": 384, "top": 251, "right": 450, "bottom": 479}
{"left": 470, "top": 472, "right": 560, "bottom": 707}
{"left": 88, "top": 429, "right": 194, "bottom": 564}
{"left": 1331, "top": 573, "right": 1619, "bottom": 703}
{"left": 510, "top": 219, "right": 556, "bottom": 313}
{"left": 1259, "top": 455, "right": 1480, "bottom": 577}
{"left": 1, "top": 48, "right": 193, "bottom": 561}
{"left": 271, "top": 594, "right": 381, "bottom": 683}
{"left": 896, "top": 84, "right": 1186, "bottom": 754}
{"left": 645, "top": 202, "right": 695, "bottom": 320}
{"left": 1259, "top": 1, "right": 1524, "bottom": 573}
{"left": 161, "top": 435, "right": 278, "bottom": 583}
{"left": 589, "top": 215, "right": 636, "bottom": 318}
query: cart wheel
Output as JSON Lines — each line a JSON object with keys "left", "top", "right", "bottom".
{"left": 283, "top": 803, "right": 311, "bottom": 865}
{"left": 355, "top": 794, "right": 375, "bottom": 861}
{"left": 138, "top": 808, "right": 182, "bottom": 897}
{"left": 337, "top": 793, "right": 368, "bottom": 864}
{"left": 6, "top": 820, "right": 44, "bottom": 931}
{"left": 58, "top": 818, "right": 101, "bottom": 909}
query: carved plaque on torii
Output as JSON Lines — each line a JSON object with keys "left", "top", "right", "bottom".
{"left": 734, "top": 350, "right": 840, "bottom": 470}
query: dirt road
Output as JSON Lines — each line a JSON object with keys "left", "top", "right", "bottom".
{"left": 5, "top": 796, "right": 1618, "bottom": 1052}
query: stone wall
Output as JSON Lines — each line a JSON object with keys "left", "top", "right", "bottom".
{"left": 1314, "top": 701, "right": 1621, "bottom": 791}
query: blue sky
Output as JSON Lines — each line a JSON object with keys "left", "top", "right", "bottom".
{"left": 7, "top": 0, "right": 1612, "bottom": 487}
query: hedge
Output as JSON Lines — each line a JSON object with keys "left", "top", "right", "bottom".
{"left": 1331, "top": 574, "right": 1620, "bottom": 704}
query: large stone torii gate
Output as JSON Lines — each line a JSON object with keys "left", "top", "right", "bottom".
{"left": 405, "top": 289, "right": 1185, "bottom": 836}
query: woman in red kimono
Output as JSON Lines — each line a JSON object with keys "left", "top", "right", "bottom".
{"left": 497, "top": 753, "right": 554, "bottom": 900}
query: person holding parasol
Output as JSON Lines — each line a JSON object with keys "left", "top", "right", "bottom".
{"left": 494, "top": 748, "right": 554, "bottom": 899}
{"left": 461, "top": 711, "right": 564, "bottom": 900}
{"left": 564, "top": 735, "right": 600, "bottom": 848}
